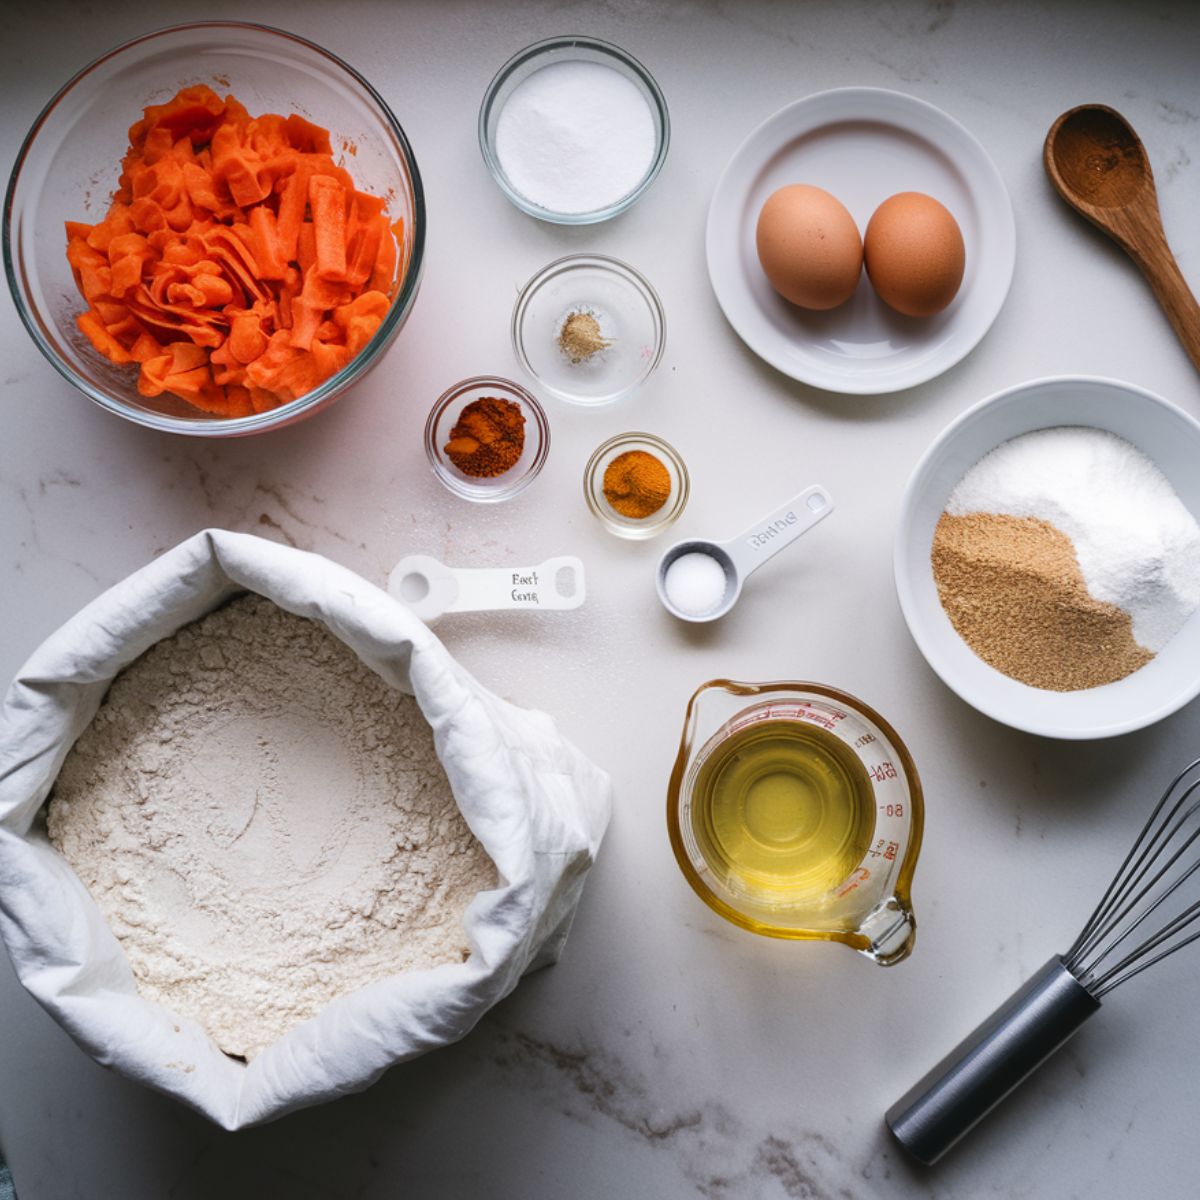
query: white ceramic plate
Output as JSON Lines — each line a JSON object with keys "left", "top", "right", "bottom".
{"left": 706, "top": 87, "right": 1016, "bottom": 394}
{"left": 895, "top": 376, "right": 1200, "bottom": 740}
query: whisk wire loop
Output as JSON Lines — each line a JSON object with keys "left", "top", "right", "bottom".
{"left": 1072, "top": 802, "right": 1200, "bottom": 972}
{"left": 1065, "top": 759, "right": 1200, "bottom": 995}
{"left": 1090, "top": 901, "right": 1200, "bottom": 996}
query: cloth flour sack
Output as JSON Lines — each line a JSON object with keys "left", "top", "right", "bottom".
{"left": 0, "top": 529, "right": 612, "bottom": 1129}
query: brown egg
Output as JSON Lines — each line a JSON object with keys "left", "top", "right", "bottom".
{"left": 755, "top": 184, "right": 863, "bottom": 310}
{"left": 864, "top": 192, "right": 965, "bottom": 317}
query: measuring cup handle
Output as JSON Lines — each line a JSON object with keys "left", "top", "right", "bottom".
{"left": 722, "top": 485, "right": 835, "bottom": 579}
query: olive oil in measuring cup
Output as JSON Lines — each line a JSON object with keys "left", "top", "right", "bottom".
{"left": 668, "top": 681, "right": 924, "bottom": 963}
{"left": 690, "top": 719, "right": 876, "bottom": 905}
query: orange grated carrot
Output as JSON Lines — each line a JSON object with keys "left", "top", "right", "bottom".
{"left": 65, "top": 84, "right": 406, "bottom": 417}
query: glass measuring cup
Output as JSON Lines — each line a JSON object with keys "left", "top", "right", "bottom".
{"left": 667, "top": 680, "right": 923, "bottom": 965}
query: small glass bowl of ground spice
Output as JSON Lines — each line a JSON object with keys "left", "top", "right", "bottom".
{"left": 513, "top": 255, "right": 666, "bottom": 406}
{"left": 584, "top": 432, "right": 689, "bottom": 539}
{"left": 426, "top": 376, "right": 549, "bottom": 502}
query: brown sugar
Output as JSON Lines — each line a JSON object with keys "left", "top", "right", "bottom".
{"left": 444, "top": 396, "right": 525, "bottom": 478}
{"left": 931, "top": 512, "right": 1153, "bottom": 691}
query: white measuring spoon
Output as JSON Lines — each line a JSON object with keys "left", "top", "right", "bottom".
{"left": 656, "top": 484, "right": 834, "bottom": 622}
{"left": 388, "top": 555, "right": 585, "bottom": 621}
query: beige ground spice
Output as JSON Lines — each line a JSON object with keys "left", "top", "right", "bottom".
{"left": 931, "top": 512, "right": 1153, "bottom": 691}
{"left": 557, "top": 309, "right": 611, "bottom": 363}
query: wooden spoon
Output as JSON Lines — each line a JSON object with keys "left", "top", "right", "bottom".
{"left": 1044, "top": 104, "right": 1200, "bottom": 373}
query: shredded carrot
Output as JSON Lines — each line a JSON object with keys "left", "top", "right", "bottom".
{"left": 65, "top": 85, "right": 406, "bottom": 417}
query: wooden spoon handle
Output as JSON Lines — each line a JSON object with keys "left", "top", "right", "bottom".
{"left": 1130, "top": 237, "right": 1200, "bottom": 374}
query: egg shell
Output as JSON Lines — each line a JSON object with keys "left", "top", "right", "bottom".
{"left": 864, "top": 192, "right": 966, "bottom": 318}
{"left": 755, "top": 184, "right": 863, "bottom": 311}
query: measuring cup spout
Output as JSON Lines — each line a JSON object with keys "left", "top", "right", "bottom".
{"left": 858, "top": 896, "right": 917, "bottom": 966}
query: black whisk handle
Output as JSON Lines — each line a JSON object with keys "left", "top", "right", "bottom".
{"left": 885, "top": 956, "right": 1100, "bottom": 1165}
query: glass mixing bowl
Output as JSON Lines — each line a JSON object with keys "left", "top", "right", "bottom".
{"left": 4, "top": 22, "right": 425, "bottom": 436}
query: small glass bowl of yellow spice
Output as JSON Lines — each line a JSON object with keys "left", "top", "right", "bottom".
{"left": 584, "top": 432, "right": 689, "bottom": 538}
{"left": 513, "top": 254, "right": 666, "bottom": 406}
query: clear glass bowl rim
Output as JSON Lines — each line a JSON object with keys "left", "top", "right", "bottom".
{"left": 583, "top": 430, "right": 689, "bottom": 536}
{"left": 477, "top": 34, "right": 671, "bottom": 225}
{"left": 424, "top": 374, "right": 551, "bottom": 502}
{"left": 511, "top": 251, "right": 667, "bottom": 406}
{"left": 3, "top": 20, "right": 427, "bottom": 437}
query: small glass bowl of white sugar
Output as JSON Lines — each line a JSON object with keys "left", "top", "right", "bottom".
{"left": 479, "top": 36, "right": 670, "bottom": 224}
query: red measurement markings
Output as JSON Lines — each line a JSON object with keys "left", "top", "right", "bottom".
{"left": 865, "top": 838, "right": 898, "bottom": 862}
{"left": 797, "top": 708, "right": 837, "bottom": 731}
{"left": 835, "top": 867, "right": 871, "bottom": 898}
{"left": 854, "top": 732, "right": 876, "bottom": 748}
{"left": 868, "top": 761, "right": 897, "bottom": 783}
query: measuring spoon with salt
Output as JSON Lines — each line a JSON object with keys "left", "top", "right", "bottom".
{"left": 656, "top": 484, "right": 834, "bottom": 623}
{"left": 388, "top": 555, "right": 585, "bottom": 622}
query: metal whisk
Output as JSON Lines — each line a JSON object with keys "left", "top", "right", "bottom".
{"left": 886, "top": 759, "right": 1200, "bottom": 1165}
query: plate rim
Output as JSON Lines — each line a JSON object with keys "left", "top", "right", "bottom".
{"left": 705, "top": 85, "right": 1016, "bottom": 395}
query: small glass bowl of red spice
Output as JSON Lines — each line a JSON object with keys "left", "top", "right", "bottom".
{"left": 426, "top": 376, "right": 549, "bottom": 502}
{"left": 584, "top": 432, "right": 689, "bottom": 539}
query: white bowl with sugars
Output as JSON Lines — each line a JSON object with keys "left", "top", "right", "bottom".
{"left": 895, "top": 376, "right": 1200, "bottom": 739}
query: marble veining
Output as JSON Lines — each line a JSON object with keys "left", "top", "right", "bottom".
{"left": 481, "top": 1017, "right": 895, "bottom": 1200}
{"left": 2, "top": 2, "right": 1199, "bottom": 1198}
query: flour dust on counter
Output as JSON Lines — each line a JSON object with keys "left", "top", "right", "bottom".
{"left": 47, "top": 594, "right": 495, "bottom": 1061}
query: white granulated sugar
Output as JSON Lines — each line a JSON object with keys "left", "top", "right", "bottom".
{"left": 946, "top": 426, "right": 1200, "bottom": 652}
{"left": 665, "top": 552, "right": 729, "bottom": 617}
{"left": 494, "top": 60, "right": 656, "bottom": 214}
{"left": 47, "top": 595, "right": 495, "bottom": 1061}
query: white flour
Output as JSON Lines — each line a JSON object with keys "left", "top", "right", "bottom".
{"left": 946, "top": 426, "right": 1200, "bottom": 652}
{"left": 47, "top": 594, "right": 495, "bottom": 1061}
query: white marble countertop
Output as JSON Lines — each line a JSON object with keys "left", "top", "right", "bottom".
{"left": 3, "top": 1, "right": 1200, "bottom": 1196}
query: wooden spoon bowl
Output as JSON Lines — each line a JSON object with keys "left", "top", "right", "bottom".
{"left": 1047, "top": 106, "right": 1149, "bottom": 212}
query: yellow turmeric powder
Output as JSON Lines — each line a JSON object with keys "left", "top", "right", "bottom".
{"left": 602, "top": 450, "right": 671, "bottom": 519}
